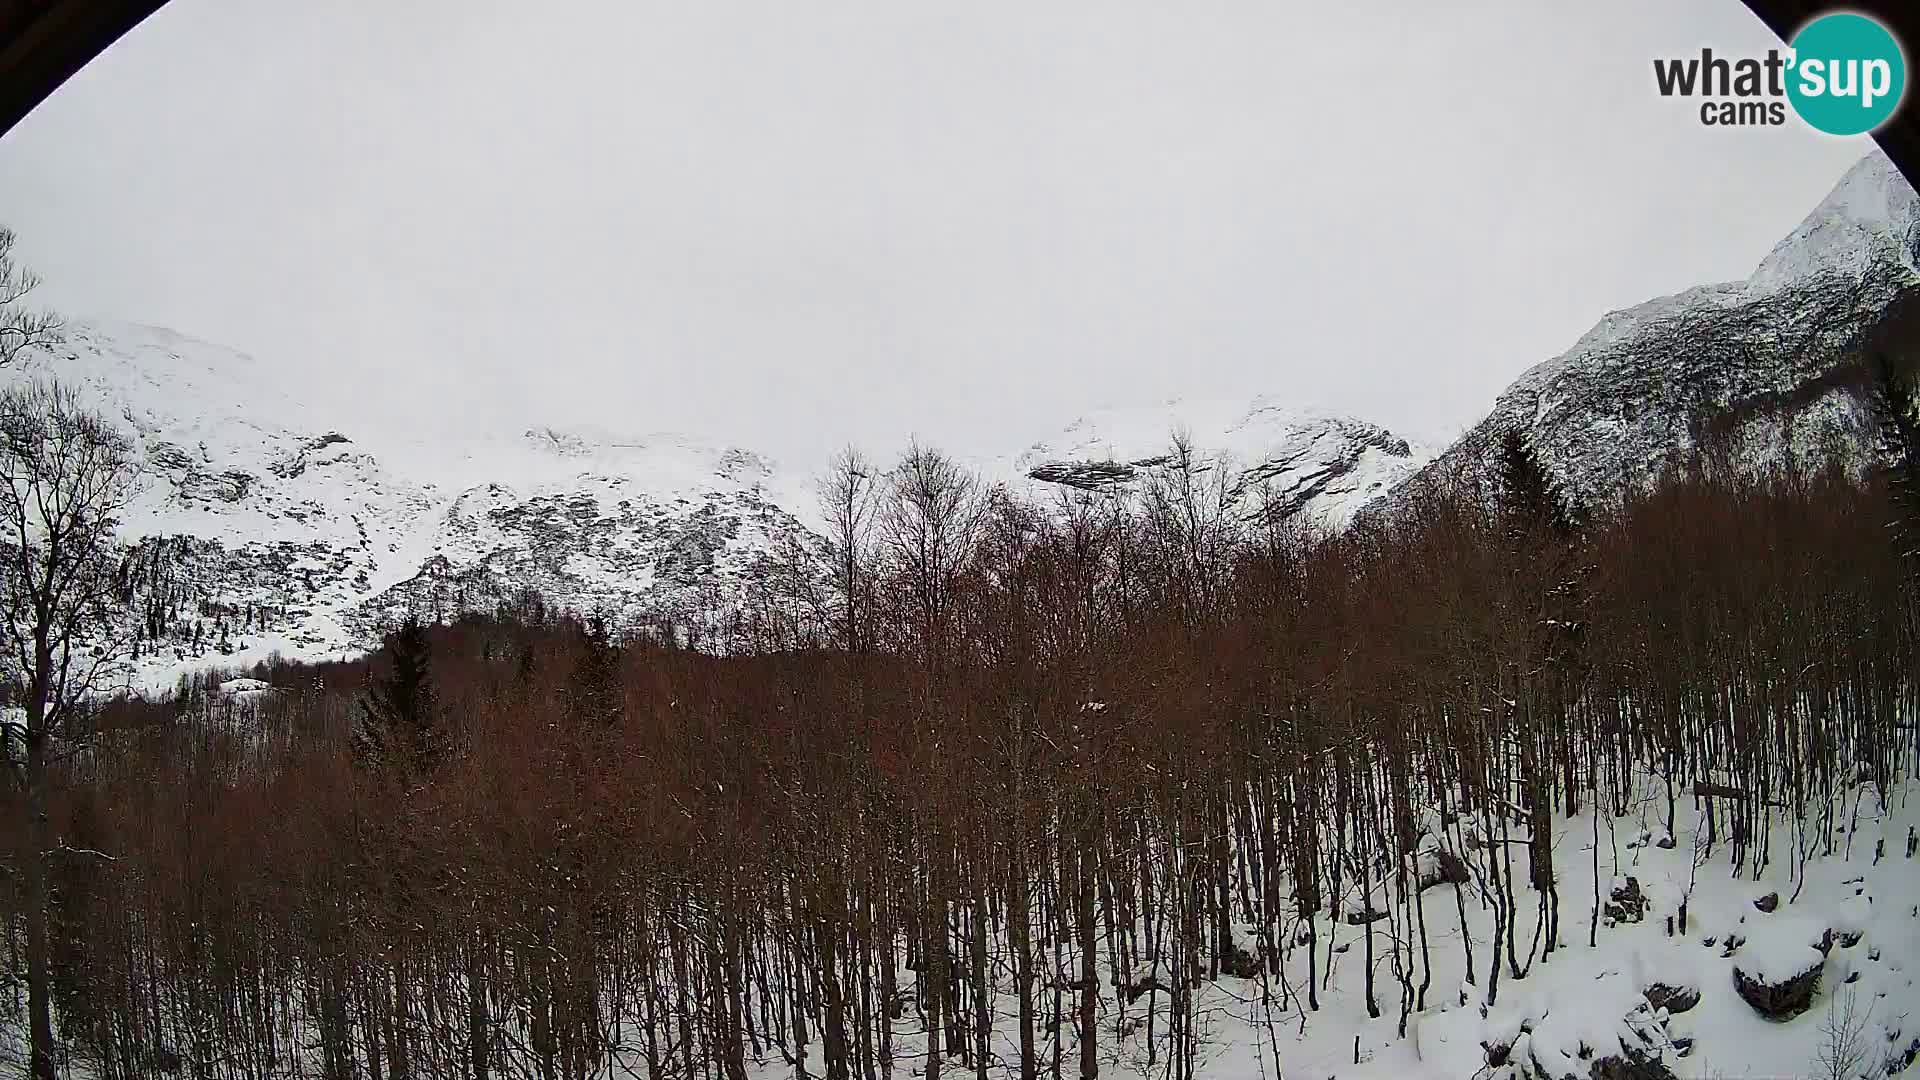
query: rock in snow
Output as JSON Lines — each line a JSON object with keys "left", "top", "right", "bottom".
{"left": 1480, "top": 971, "right": 1680, "bottom": 1080}
{"left": 1731, "top": 920, "right": 1829, "bottom": 1021}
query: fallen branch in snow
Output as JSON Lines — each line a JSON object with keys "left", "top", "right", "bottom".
{"left": 44, "top": 843, "right": 118, "bottom": 863}
{"left": 1692, "top": 780, "right": 1752, "bottom": 801}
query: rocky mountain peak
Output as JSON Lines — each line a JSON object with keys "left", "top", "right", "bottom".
{"left": 1385, "top": 149, "right": 1920, "bottom": 516}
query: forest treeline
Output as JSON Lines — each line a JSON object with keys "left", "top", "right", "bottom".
{"left": 4, "top": 420, "right": 1919, "bottom": 1080}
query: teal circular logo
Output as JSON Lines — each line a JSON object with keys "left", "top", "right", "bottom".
{"left": 1787, "top": 13, "right": 1906, "bottom": 136}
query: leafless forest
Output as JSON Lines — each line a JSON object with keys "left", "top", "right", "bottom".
{"left": 4, "top": 419, "right": 1919, "bottom": 1080}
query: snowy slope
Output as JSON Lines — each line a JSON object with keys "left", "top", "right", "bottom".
{"left": 1391, "top": 150, "right": 1920, "bottom": 512}
{"left": 354, "top": 425, "right": 827, "bottom": 645}
{"left": 1013, "top": 396, "right": 1435, "bottom": 531}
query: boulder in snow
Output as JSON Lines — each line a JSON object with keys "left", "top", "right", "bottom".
{"left": 1642, "top": 982, "right": 1700, "bottom": 1016}
{"left": 1732, "top": 940, "right": 1825, "bottom": 1020}
{"left": 1216, "top": 939, "right": 1261, "bottom": 980}
{"left": 1483, "top": 974, "right": 1680, "bottom": 1080}
{"left": 1416, "top": 847, "right": 1472, "bottom": 891}
{"left": 1605, "top": 877, "right": 1647, "bottom": 924}
{"left": 217, "top": 677, "right": 278, "bottom": 700}
{"left": 1585, "top": 1048, "right": 1678, "bottom": 1080}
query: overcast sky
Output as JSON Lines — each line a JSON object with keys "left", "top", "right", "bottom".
{"left": 0, "top": 0, "right": 1879, "bottom": 468}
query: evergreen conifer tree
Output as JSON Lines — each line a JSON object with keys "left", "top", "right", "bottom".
{"left": 566, "top": 615, "right": 623, "bottom": 728}
{"left": 1873, "top": 350, "right": 1920, "bottom": 577}
{"left": 355, "top": 616, "right": 442, "bottom": 777}
{"left": 1496, "top": 427, "right": 1580, "bottom": 539}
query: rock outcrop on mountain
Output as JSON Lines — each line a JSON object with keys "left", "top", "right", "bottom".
{"left": 1013, "top": 397, "right": 1435, "bottom": 531}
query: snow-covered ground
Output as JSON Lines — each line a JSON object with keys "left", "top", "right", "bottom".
{"left": 733, "top": 778, "right": 1918, "bottom": 1080}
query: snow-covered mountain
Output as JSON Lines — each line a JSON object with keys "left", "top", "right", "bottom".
{"left": 2, "top": 322, "right": 829, "bottom": 681}
{"left": 1010, "top": 154, "right": 1920, "bottom": 536}
{"left": 4, "top": 321, "right": 1428, "bottom": 683}
{"left": 1390, "top": 150, "right": 1920, "bottom": 512}
{"left": 9, "top": 151, "right": 1913, "bottom": 683}
{"left": 1011, "top": 397, "right": 1434, "bottom": 531}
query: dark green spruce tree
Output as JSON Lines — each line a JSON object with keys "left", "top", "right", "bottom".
{"left": 355, "top": 616, "right": 443, "bottom": 778}
{"left": 566, "top": 615, "right": 623, "bottom": 728}
{"left": 1496, "top": 426, "right": 1581, "bottom": 540}
{"left": 1496, "top": 425, "right": 1589, "bottom": 835}
{"left": 1873, "top": 350, "right": 1920, "bottom": 578}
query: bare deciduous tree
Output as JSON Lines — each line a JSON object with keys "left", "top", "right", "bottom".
{"left": 819, "top": 445, "right": 879, "bottom": 654}
{"left": 1814, "top": 989, "right": 1874, "bottom": 1080}
{"left": 1, "top": 381, "right": 138, "bottom": 1080}
{"left": 880, "top": 440, "right": 985, "bottom": 668}
{"left": 0, "top": 229, "right": 61, "bottom": 368}
{"left": 0, "top": 425, "right": 1909, "bottom": 1080}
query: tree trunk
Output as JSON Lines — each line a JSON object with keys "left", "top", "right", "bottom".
{"left": 25, "top": 717, "right": 58, "bottom": 1080}
{"left": 468, "top": 929, "right": 490, "bottom": 1080}
{"left": 1011, "top": 841, "right": 1037, "bottom": 1080}
{"left": 1076, "top": 821, "right": 1098, "bottom": 1080}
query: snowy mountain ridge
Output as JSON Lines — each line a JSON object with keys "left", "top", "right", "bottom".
{"left": 3, "top": 322, "right": 832, "bottom": 682}
{"left": 7, "top": 323, "right": 1419, "bottom": 684}
{"left": 8, "top": 151, "right": 1914, "bottom": 684}
{"left": 1389, "top": 150, "right": 1920, "bottom": 511}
